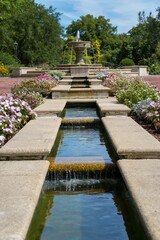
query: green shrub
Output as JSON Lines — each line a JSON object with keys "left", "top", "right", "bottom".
{"left": 48, "top": 70, "right": 65, "bottom": 80}
{"left": 0, "top": 63, "right": 9, "bottom": 76}
{"left": 0, "top": 51, "right": 22, "bottom": 70}
{"left": 116, "top": 78, "right": 160, "bottom": 107}
{"left": 148, "top": 63, "right": 160, "bottom": 75}
{"left": 120, "top": 58, "right": 135, "bottom": 66}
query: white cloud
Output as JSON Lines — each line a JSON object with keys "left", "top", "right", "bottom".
{"left": 35, "top": 0, "right": 159, "bottom": 33}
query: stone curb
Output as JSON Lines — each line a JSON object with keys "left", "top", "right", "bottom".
{"left": 0, "top": 160, "right": 49, "bottom": 240}
{"left": 117, "top": 159, "right": 160, "bottom": 240}
{"left": 34, "top": 99, "right": 66, "bottom": 116}
{"left": 102, "top": 116, "right": 160, "bottom": 159}
{"left": 0, "top": 117, "right": 62, "bottom": 160}
{"left": 96, "top": 98, "right": 131, "bottom": 116}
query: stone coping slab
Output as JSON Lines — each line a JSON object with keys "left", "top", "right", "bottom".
{"left": 67, "top": 99, "right": 97, "bottom": 103}
{"left": 49, "top": 157, "right": 114, "bottom": 171}
{"left": 52, "top": 85, "right": 70, "bottom": 91}
{"left": 52, "top": 85, "right": 110, "bottom": 91}
{"left": 88, "top": 79, "right": 102, "bottom": 85}
{"left": 34, "top": 99, "right": 66, "bottom": 116}
{"left": 69, "top": 86, "right": 110, "bottom": 91}
{"left": 117, "top": 159, "right": 160, "bottom": 240}
{"left": 102, "top": 116, "right": 160, "bottom": 158}
{"left": 0, "top": 160, "right": 49, "bottom": 240}
{"left": 96, "top": 98, "right": 131, "bottom": 116}
{"left": 0, "top": 117, "right": 62, "bottom": 159}
{"left": 66, "top": 98, "right": 117, "bottom": 104}
{"left": 52, "top": 88, "right": 109, "bottom": 99}
{"left": 96, "top": 97, "right": 118, "bottom": 104}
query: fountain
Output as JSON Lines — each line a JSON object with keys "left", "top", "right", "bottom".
{"left": 55, "top": 30, "right": 103, "bottom": 77}
{"left": 68, "top": 30, "right": 91, "bottom": 65}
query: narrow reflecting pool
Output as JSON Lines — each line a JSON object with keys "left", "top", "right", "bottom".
{"left": 50, "top": 126, "right": 112, "bottom": 163}
{"left": 26, "top": 103, "right": 147, "bottom": 240}
{"left": 26, "top": 180, "right": 147, "bottom": 240}
{"left": 62, "top": 103, "right": 99, "bottom": 119}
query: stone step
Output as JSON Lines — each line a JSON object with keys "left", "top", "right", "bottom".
{"left": 52, "top": 86, "right": 110, "bottom": 99}
{"left": 96, "top": 99, "right": 131, "bottom": 116}
{"left": 102, "top": 116, "right": 160, "bottom": 159}
{"left": 71, "top": 85, "right": 89, "bottom": 88}
{"left": 72, "top": 79, "right": 88, "bottom": 82}
{"left": 34, "top": 99, "right": 66, "bottom": 117}
{"left": 0, "top": 117, "right": 62, "bottom": 160}
{"left": 88, "top": 79, "right": 102, "bottom": 85}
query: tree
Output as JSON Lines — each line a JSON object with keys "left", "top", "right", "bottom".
{"left": 0, "top": 0, "right": 64, "bottom": 65}
{"left": 66, "top": 14, "right": 119, "bottom": 65}
{"left": 129, "top": 8, "right": 160, "bottom": 65}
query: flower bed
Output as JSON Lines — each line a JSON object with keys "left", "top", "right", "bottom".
{"left": 0, "top": 73, "right": 59, "bottom": 147}
{"left": 101, "top": 73, "right": 160, "bottom": 133}
{"left": 12, "top": 74, "right": 58, "bottom": 98}
{"left": 0, "top": 95, "right": 36, "bottom": 147}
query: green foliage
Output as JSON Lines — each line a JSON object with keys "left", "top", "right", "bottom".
{"left": 0, "top": 63, "right": 9, "bottom": 76}
{"left": 66, "top": 14, "right": 117, "bottom": 43}
{"left": 12, "top": 90, "right": 44, "bottom": 109}
{"left": 0, "top": 51, "right": 21, "bottom": 70}
{"left": 66, "top": 14, "right": 118, "bottom": 65}
{"left": 120, "top": 58, "right": 135, "bottom": 66}
{"left": 92, "top": 40, "right": 101, "bottom": 63}
{"left": 129, "top": 9, "right": 160, "bottom": 65}
{"left": 0, "top": 0, "right": 64, "bottom": 66}
{"left": 148, "top": 63, "right": 160, "bottom": 75}
{"left": 11, "top": 78, "right": 57, "bottom": 97}
{"left": 48, "top": 70, "right": 65, "bottom": 80}
{"left": 116, "top": 78, "right": 160, "bottom": 107}
{"left": 0, "top": 1, "right": 160, "bottom": 67}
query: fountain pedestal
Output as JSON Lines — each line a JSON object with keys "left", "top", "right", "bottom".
{"left": 68, "top": 41, "right": 91, "bottom": 64}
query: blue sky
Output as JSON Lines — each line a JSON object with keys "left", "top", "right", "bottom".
{"left": 35, "top": 0, "right": 159, "bottom": 33}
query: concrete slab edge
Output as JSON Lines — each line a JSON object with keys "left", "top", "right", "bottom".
{"left": 117, "top": 160, "right": 159, "bottom": 240}
{"left": 0, "top": 160, "right": 49, "bottom": 240}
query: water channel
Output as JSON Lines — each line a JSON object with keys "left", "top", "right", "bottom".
{"left": 26, "top": 103, "right": 147, "bottom": 240}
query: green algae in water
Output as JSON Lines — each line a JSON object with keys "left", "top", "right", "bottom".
{"left": 26, "top": 180, "right": 147, "bottom": 240}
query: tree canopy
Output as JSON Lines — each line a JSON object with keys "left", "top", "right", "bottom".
{"left": 0, "top": 0, "right": 64, "bottom": 65}
{"left": 0, "top": 2, "right": 160, "bottom": 73}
